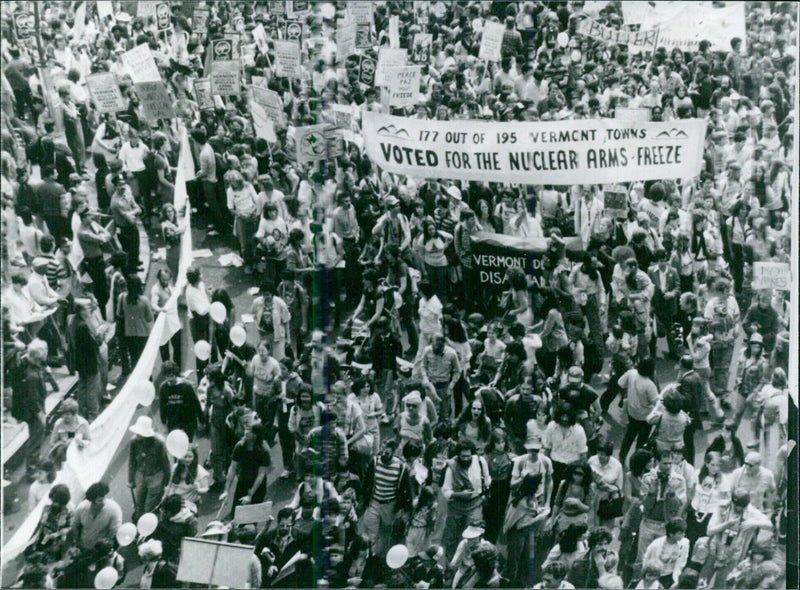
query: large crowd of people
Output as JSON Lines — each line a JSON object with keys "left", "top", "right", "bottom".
{"left": 1, "top": 1, "right": 796, "bottom": 588}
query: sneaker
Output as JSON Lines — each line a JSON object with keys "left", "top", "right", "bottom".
{"left": 279, "top": 470, "right": 292, "bottom": 480}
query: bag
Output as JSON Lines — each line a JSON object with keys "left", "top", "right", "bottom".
{"left": 642, "top": 415, "right": 662, "bottom": 452}
{"left": 597, "top": 487, "right": 624, "bottom": 520}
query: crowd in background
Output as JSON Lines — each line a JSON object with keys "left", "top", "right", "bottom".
{"left": 1, "top": 0, "right": 796, "bottom": 588}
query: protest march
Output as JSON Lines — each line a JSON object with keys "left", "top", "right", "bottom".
{"left": 0, "top": 1, "right": 797, "bottom": 588}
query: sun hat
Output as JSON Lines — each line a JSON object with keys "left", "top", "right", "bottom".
{"left": 129, "top": 416, "right": 156, "bottom": 438}
{"left": 462, "top": 523, "right": 485, "bottom": 539}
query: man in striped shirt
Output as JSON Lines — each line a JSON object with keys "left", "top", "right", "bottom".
{"left": 359, "top": 438, "right": 413, "bottom": 559}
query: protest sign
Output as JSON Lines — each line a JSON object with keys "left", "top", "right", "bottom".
{"left": 270, "top": 1, "right": 286, "bottom": 16}
{"left": 349, "top": 2, "right": 373, "bottom": 25}
{"left": 752, "top": 262, "right": 791, "bottom": 291}
{"left": 234, "top": 15, "right": 245, "bottom": 32}
{"left": 355, "top": 24, "right": 372, "bottom": 49}
{"left": 210, "top": 38, "right": 235, "bottom": 62}
{"left": 287, "top": 1, "right": 310, "bottom": 18}
{"left": 615, "top": 107, "right": 651, "bottom": 122}
{"left": 241, "top": 44, "right": 256, "bottom": 67}
{"left": 386, "top": 66, "right": 421, "bottom": 108}
{"left": 97, "top": 1, "right": 114, "bottom": 21}
{"left": 274, "top": 40, "right": 302, "bottom": 78}
{"left": 389, "top": 16, "right": 400, "bottom": 48}
{"left": 251, "top": 76, "right": 268, "bottom": 89}
{"left": 223, "top": 32, "right": 241, "bottom": 58}
{"left": 327, "top": 104, "right": 354, "bottom": 130}
{"left": 211, "top": 61, "right": 241, "bottom": 96}
{"left": 134, "top": 81, "right": 175, "bottom": 120}
{"left": 576, "top": 17, "right": 659, "bottom": 54}
{"left": 193, "top": 78, "right": 214, "bottom": 111}
{"left": 138, "top": 1, "right": 158, "bottom": 18}
{"left": 603, "top": 184, "right": 628, "bottom": 218}
{"left": 121, "top": 44, "right": 162, "bottom": 83}
{"left": 71, "top": 1, "right": 87, "bottom": 40}
{"left": 337, "top": 23, "right": 357, "bottom": 61}
{"left": 412, "top": 33, "right": 432, "bottom": 64}
{"left": 644, "top": 2, "right": 746, "bottom": 52}
{"left": 176, "top": 538, "right": 254, "bottom": 588}
{"left": 479, "top": 21, "right": 505, "bottom": 62}
{"left": 362, "top": 113, "right": 707, "bottom": 185}
{"left": 325, "top": 127, "right": 345, "bottom": 159}
{"left": 358, "top": 55, "right": 377, "bottom": 86}
{"left": 251, "top": 104, "right": 278, "bottom": 142}
{"left": 155, "top": 2, "right": 171, "bottom": 31}
{"left": 470, "top": 232, "right": 582, "bottom": 311}
{"left": 252, "top": 86, "right": 285, "bottom": 126}
{"left": 295, "top": 125, "right": 329, "bottom": 163}
{"left": 253, "top": 23, "right": 269, "bottom": 53}
{"left": 375, "top": 48, "right": 407, "bottom": 86}
{"left": 284, "top": 19, "right": 303, "bottom": 41}
{"left": 193, "top": 8, "right": 209, "bottom": 34}
{"left": 86, "top": 73, "right": 126, "bottom": 114}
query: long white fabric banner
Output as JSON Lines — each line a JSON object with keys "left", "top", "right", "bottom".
{"left": 1, "top": 128, "right": 195, "bottom": 564}
{"left": 362, "top": 112, "right": 707, "bottom": 185}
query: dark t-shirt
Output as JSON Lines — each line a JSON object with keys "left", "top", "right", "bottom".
{"left": 232, "top": 440, "right": 271, "bottom": 487}
{"left": 558, "top": 384, "right": 598, "bottom": 414}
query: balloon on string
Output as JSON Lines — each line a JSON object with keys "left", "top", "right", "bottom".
{"left": 131, "top": 380, "right": 155, "bottom": 406}
{"left": 557, "top": 32, "right": 570, "bottom": 48}
{"left": 194, "top": 340, "right": 211, "bottom": 361}
{"left": 230, "top": 325, "right": 247, "bottom": 347}
{"left": 210, "top": 301, "right": 227, "bottom": 324}
{"left": 166, "top": 429, "right": 190, "bottom": 459}
{"left": 116, "top": 522, "right": 137, "bottom": 547}
{"left": 94, "top": 566, "right": 119, "bottom": 589}
{"left": 137, "top": 512, "right": 158, "bottom": 537}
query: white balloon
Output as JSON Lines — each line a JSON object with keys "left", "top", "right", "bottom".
{"left": 557, "top": 32, "right": 570, "bottom": 48}
{"left": 194, "top": 340, "right": 211, "bottom": 361}
{"left": 131, "top": 380, "right": 155, "bottom": 406}
{"left": 166, "top": 429, "right": 190, "bottom": 459}
{"left": 137, "top": 512, "right": 159, "bottom": 537}
{"left": 386, "top": 544, "right": 409, "bottom": 569}
{"left": 94, "top": 566, "right": 119, "bottom": 589}
{"left": 210, "top": 301, "right": 227, "bottom": 324}
{"left": 230, "top": 325, "right": 247, "bottom": 348}
{"left": 116, "top": 522, "right": 137, "bottom": 547}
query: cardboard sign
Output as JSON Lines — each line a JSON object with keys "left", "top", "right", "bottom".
{"left": 253, "top": 23, "right": 269, "bottom": 53}
{"left": 176, "top": 538, "right": 254, "bottom": 588}
{"left": 224, "top": 33, "right": 241, "bottom": 58}
{"left": 274, "top": 40, "right": 302, "bottom": 78}
{"left": 327, "top": 104, "right": 354, "bottom": 130}
{"left": 121, "top": 44, "right": 162, "bottom": 83}
{"left": 337, "top": 23, "right": 357, "bottom": 61}
{"left": 348, "top": 2, "right": 373, "bottom": 25}
{"left": 479, "top": 21, "right": 505, "bottom": 62}
{"left": 615, "top": 107, "right": 651, "bottom": 122}
{"left": 252, "top": 86, "right": 285, "bottom": 126}
{"left": 193, "top": 8, "right": 209, "bottom": 34}
{"left": 135, "top": 81, "right": 175, "bottom": 120}
{"left": 388, "top": 15, "right": 400, "bottom": 49}
{"left": 287, "top": 1, "right": 310, "bottom": 18}
{"left": 138, "top": 1, "right": 158, "bottom": 18}
{"left": 252, "top": 104, "right": 278, "bottom": 142}
{"left": 13, "top": 11, "right": 34, "bottom": 39}
{"left": 251, "top": 76, "right": 268, "bottom": 89}
{"left": 233, "top": 501, "right": 273, "bottom": 524}
{"left": 210, "top": 38, "right": 236, "bottom": 62}
{"left": 358, "top": 55, "right": 377, "bottom": 86}
{"left": 97, "top": 1, "right": 114, "bottom": 21}
{"left": 325, "top": 127, "right": 345, "bottom": 158}
{"left": 295, "top": 125, "right": 329, "bottom": 163}
{"left": 576, "top": 16, "right": 659, "bottom": 54}
{"left": 211, "top": 61, "right": 241, "bottom": 96}
{"left": 603, "top": 184, "right": 628, "bottom": 218}
{"left": 155, "top": 2, "right": 171, "bottom": 31}
{"left": 193, "top": 78, "right": 214, "bottom": 111}
{"left": 362, "top": 113, "right": 708, "bottom": 185}
{"left": 386, "top": 66, "right": 421, "bottom": 108}
{"left": 375, "top": 48, "right": 407, "bottom": 86}
{"left": 284, "top": 19, "right": 303, "bottom": 41}
{"left": 234, "top": 15, "right": 245, "bottom": 32}
{"left": 86, "top": 73, "right": 126, "bottom": 114}
{"left": 355, "top": 24, "right": 372, "bottom": 49}
{"left": 752, "top": 262, "right": 791, "bottom": 291}
{"left": 412, "top": 33, "right": 432, "bottom": 64}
